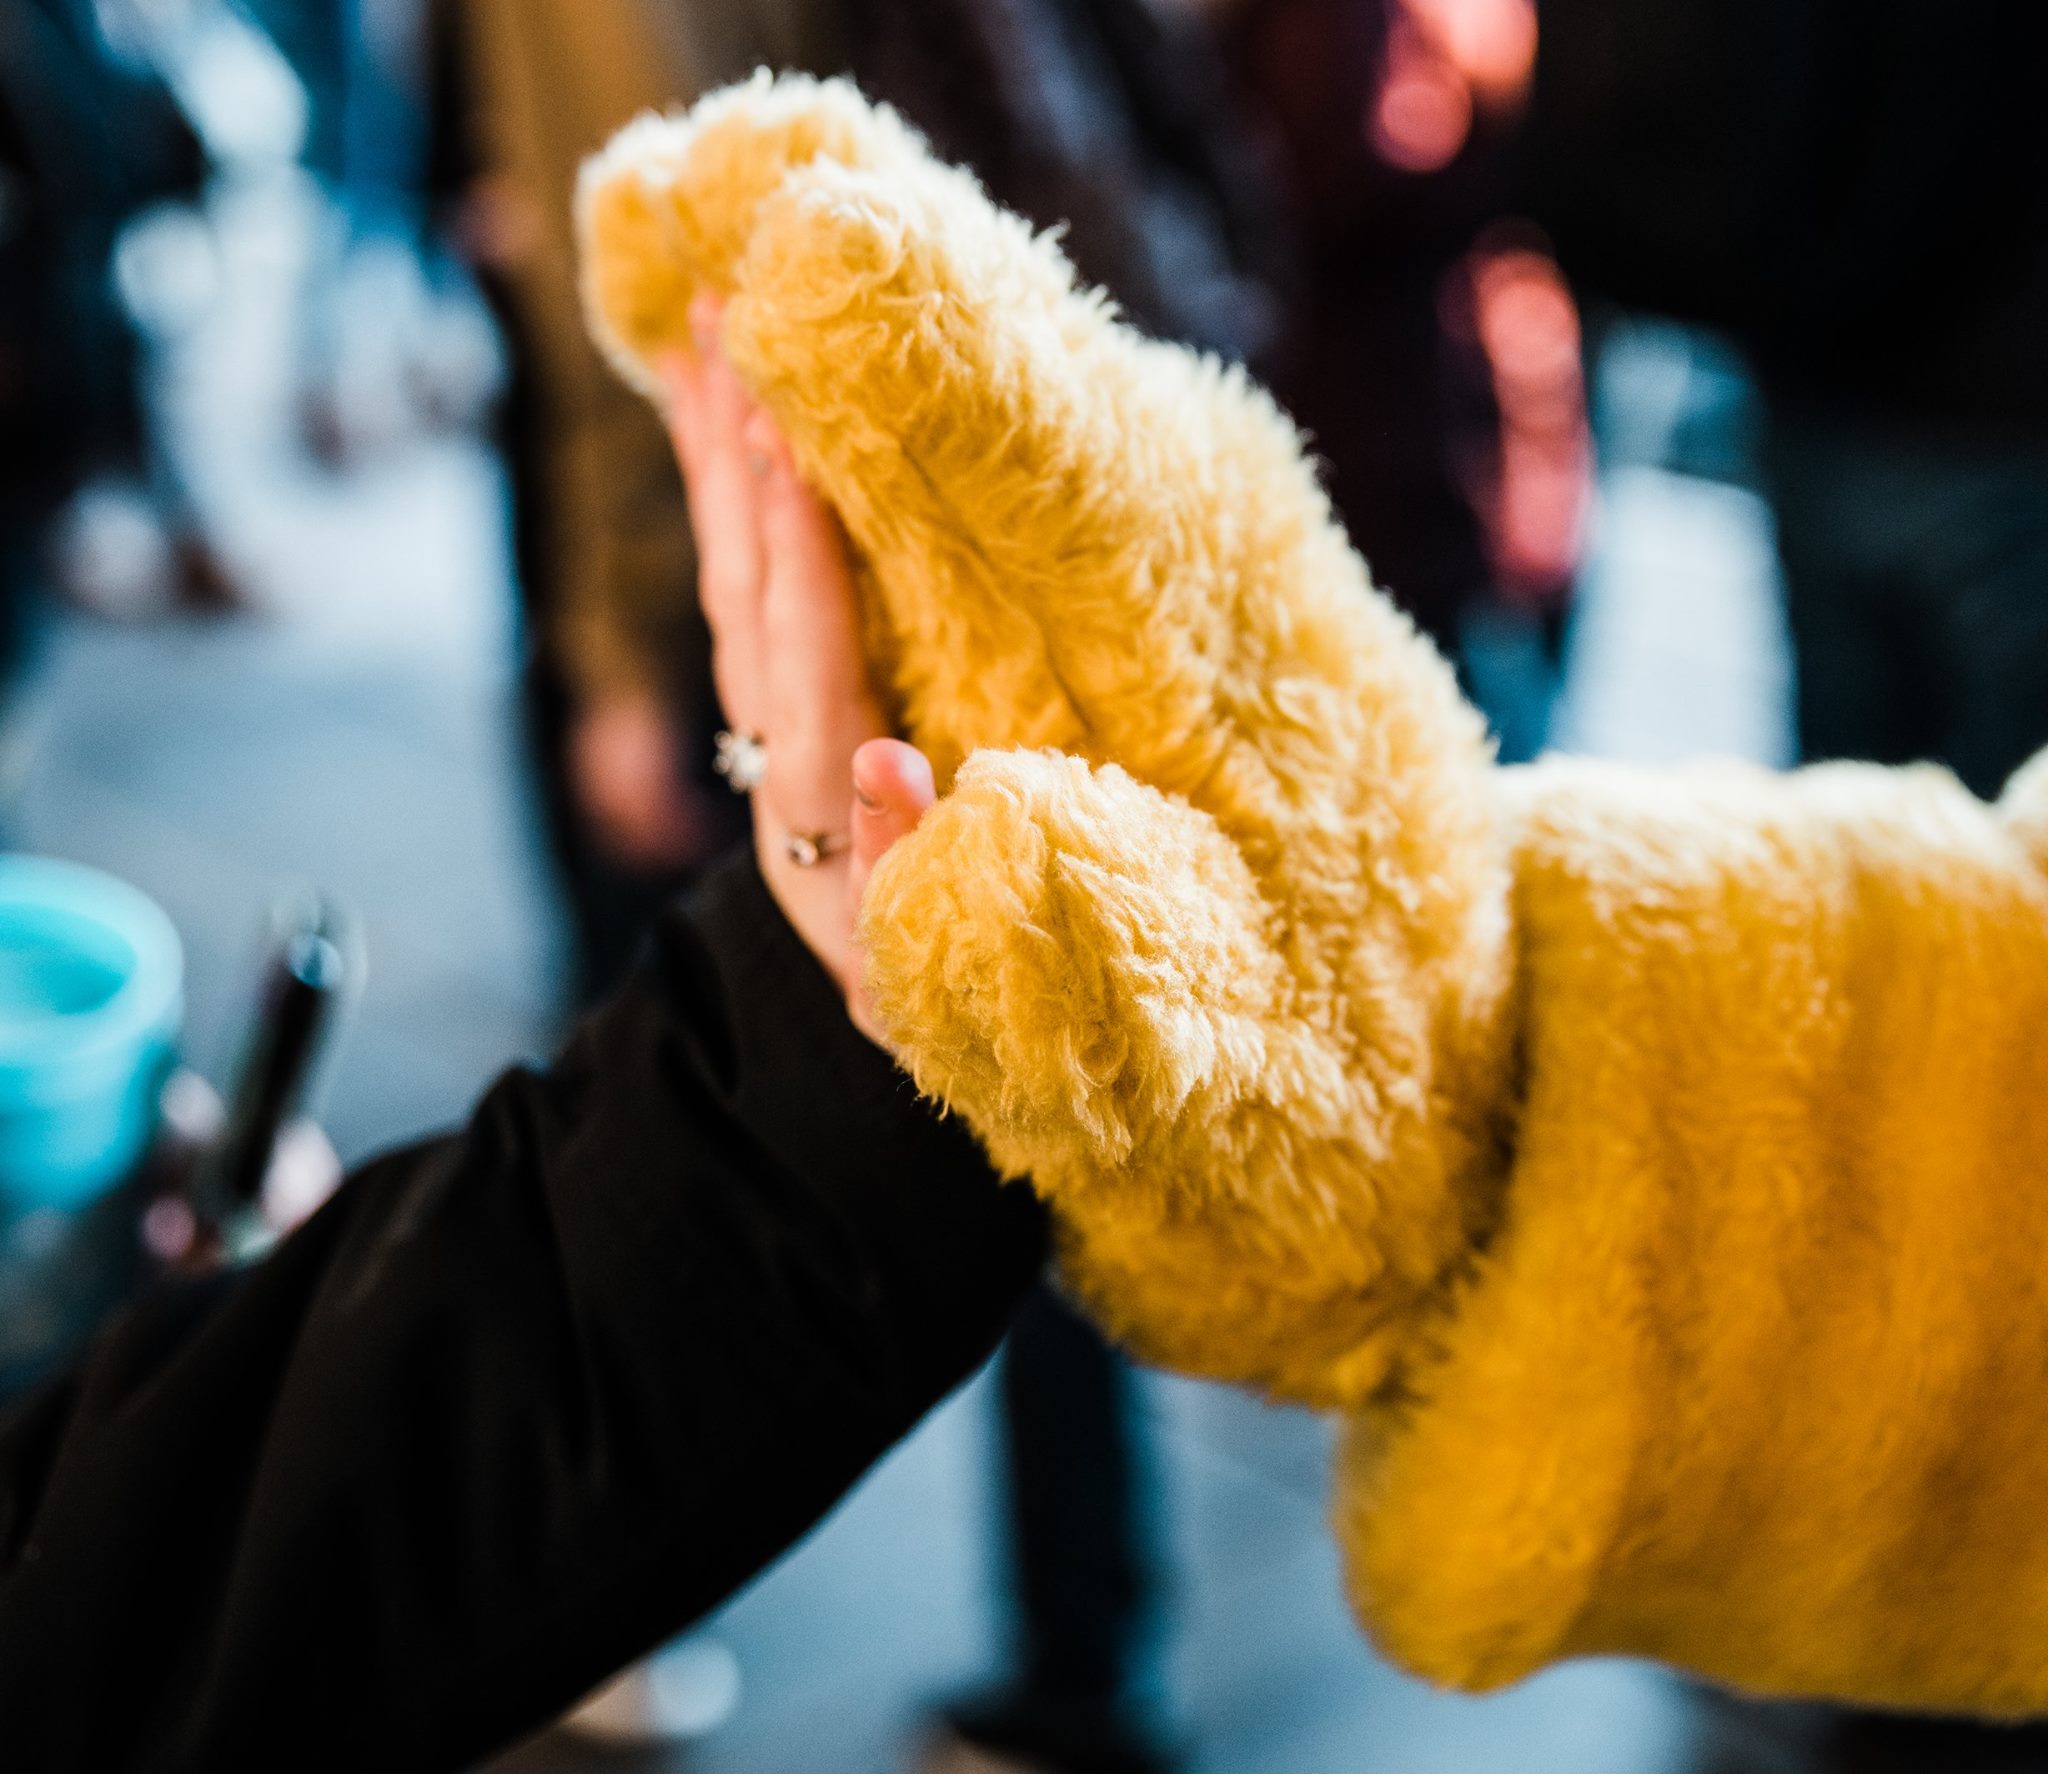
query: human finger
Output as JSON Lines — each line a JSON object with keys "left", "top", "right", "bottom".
{"left": 848, "top": 739, "right": 936, "bottom": 903}
{"left": 846, "top": 739, "right": 936, "bottom": 1042}
{"left": 746, "top": 407, "right": 883, "bottom": 828}
{"left": 662, "top": 295, "right": 767, "bottom": 731}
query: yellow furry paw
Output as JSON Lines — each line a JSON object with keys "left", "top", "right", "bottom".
{"left": 582, "top": 72, "right": 1516, "bottom": 1408}
{"left": 860, "top": 747, "right": 1281, "bottom": 1179}
{"left": 861, "top": 746, "right": 1488, "bottom": 1408}
{"left": 576, "top": 70, "right": 925, "bottom": 400}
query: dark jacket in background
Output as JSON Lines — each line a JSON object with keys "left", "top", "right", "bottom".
{"left": 842, "top": 0, "right": 1282, "bottom": 364}
{"left": 1211, "top": 0, "right": 1517, "bottom": 645}
{"left": 1528, "top": 0, "right": 2048, "bottom": 433}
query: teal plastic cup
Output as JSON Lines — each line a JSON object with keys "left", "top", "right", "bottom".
{"left": 0, "top": 857, "right": 183, "bottom": 1212}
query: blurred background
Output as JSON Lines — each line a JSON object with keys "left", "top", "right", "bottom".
{"left": 0, "top": 0, "right": 2039, "bottom": 1770}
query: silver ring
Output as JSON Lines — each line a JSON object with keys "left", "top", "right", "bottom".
{"left": 713, "top": 728, "right": 768, "bottom": 794}
{"left": 784, "top": 829, "right": 848, "bottom": 868}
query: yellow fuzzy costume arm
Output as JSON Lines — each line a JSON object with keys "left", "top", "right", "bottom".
{"left": 580, "top": 74, "right": 1518, "bottom": 1409}
{"left": 580, "top": 76, "right": 2048, "bottom": 1719}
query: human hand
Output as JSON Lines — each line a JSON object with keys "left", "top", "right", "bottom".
{"left": 662, "top": 293, "right": 936, "bottom": 1034}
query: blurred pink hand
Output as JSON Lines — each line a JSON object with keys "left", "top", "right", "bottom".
{"left": 569, "top": 692, "right": 715, "bottom": 869}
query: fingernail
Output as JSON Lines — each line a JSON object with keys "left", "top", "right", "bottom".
{"left": 748, "top": 451, "right": 772, "bottom": 479}
{"left": 853, "top": 779, "right": 879, "bottom": 809}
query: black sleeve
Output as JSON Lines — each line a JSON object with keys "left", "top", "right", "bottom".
{"left": 0, "top": 854, "right": 1048, "bottom": 1774}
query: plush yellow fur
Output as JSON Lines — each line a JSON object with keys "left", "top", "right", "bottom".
{"left": 580, "top": 74, "right": 2048, "bottom": 1713}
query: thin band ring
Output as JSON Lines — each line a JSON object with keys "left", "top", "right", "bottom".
{"left": 783, "top": 829, "right": 848, "bottom": 868}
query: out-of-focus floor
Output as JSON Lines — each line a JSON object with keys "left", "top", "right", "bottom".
{"left": 0, "top": 167, "right": 1819, "bottom": 1774}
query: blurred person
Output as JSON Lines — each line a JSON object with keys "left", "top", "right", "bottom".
{"left": 1528, "top": 0, "right": 2046, "bottom": 799}
{"left": 1768, "top": 407, "right": 2048, "bottom": 805}
{"left": 426, "top": 0, "right": 791, "bottom": 1002}
{"left": 234, "top": 0, "right": 490, "bottom": 465}
{"left": 1756, "top": 42, "right": 2048, "bottom": 812}
{"left": 1202, "top": 0, "right": 1587, "bottom": 766}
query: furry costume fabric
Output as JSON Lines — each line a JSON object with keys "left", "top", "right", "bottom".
{"left": 578, "top": 73, "right": 2048, "bottom": 1713}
